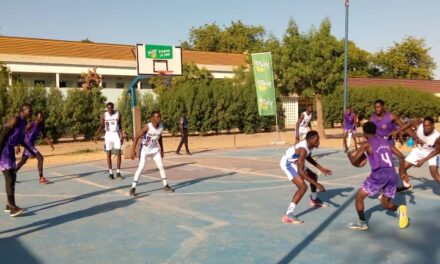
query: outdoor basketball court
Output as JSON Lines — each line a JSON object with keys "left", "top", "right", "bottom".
{"left": 0, "top": 146, "right": 439, "bottom": 263}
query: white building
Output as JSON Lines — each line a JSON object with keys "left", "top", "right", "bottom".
{"left": 0, "top": 36, "right": 301, "bottom": 128}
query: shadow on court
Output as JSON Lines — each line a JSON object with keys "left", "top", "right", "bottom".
{"left": 0, "top": 236, "right": 43, "bottom": 264}
{"left": 277, "top": 193, "right": 357, "bottom": 264}
{"left": 0, "top": 199, "right": 134, "bottom": 237}
{"left": 134, "top": 172, "right": 237, "bottom": 197}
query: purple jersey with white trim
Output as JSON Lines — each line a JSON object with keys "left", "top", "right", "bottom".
{"left": 370, "top": 112, "right": 394, "bottom": 138}
{"left": 0, "top": 116, "right": 27, "bottom": 170}
{"left": 367, "top": 136, "right": 394, "bottom": 171}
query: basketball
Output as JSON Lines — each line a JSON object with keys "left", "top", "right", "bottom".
{"left": 347, "top": 150, "right": 367, "bottom": 167}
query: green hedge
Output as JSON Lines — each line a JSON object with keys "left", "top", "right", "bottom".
{"left": 324, "top": 85, "right": 440, "bottom": 126}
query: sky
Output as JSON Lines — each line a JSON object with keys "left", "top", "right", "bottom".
{"left": 1, "top": 0, "right": 439, "bottom": 78}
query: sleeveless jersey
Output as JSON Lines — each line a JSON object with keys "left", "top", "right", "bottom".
{"left": 300, "top": 111, "right": 312, "bottom": 128}
{"left": 142, "top": 122, "right": 164, "bottom": 151}
{"left": 370, "top": 112, "right": 394, "bottom": 139}
{"left": 104, "top": 111, "right": 120, "bottom": 132}
{"left": 367, "top": 136, "right": 394, "bottom": 171}
{"left": 284, "top": 140, "right": 311, "bottom": 164}
{"left": 416, "top": 124, "right": 440, "bottom": 152}
{"left": 344, "top": 111, "right": 355, "bottom": 128}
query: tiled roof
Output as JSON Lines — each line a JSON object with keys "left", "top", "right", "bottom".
{"left": 0, "top": 36, "right": 247, "bottom": 66}
{"left": 348, "top": 77, "right": 440, "bottom": 94}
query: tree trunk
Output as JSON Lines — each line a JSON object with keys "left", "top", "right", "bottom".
{"left": 315, "top": 94, "right": 326, "bottom": 139}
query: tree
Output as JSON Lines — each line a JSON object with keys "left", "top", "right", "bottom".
{"left": 373, "top": 37, "right": 436, "bottom": 79}
{"left": 80, "top": 67, "right": 101, "bottom": 90}
{"left": 303, "top": 19, "right": 344, "bottom": 138}
{"left": 276, "top": 19, "right": 343, "bottom": 138}
{"left": 182, "top": 20, "right": 267, "bottom": 53}
{"left": 45, "top": 87, "right": 65, "bottom": 142}
{"left": 346, "top": 41, "right": 372, "bottom": 77}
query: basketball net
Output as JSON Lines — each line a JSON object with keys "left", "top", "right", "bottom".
{"left": 157, "top": 71, "right": 173, "bottom": 88}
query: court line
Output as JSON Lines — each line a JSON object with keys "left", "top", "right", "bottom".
{"left": 49, "top": 167, "right": 230, "bottom": 261}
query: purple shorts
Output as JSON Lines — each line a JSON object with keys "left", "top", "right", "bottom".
{"left": 343, "top": 126, "right": 356, "bottom": 133}
{"left": 362, "top": 167, "right": 398, "bottom": 199}
{"left": 23, "top": 145, "right": 39, "bottom": 158}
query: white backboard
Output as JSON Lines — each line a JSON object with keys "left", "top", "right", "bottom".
{"left": 136, "top": 44, "right": 183, "bottom": 76}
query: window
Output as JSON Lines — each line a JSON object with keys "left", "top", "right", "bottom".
{"left": 59, "top": 81, "right": 67, "bottom": 88}
{"left": 102, "top": 82, "right": 107, "bottom": 88}
{"left": 34, "top": 80, "right": 45, "bottom": 85}
{"left": 116, "top": 82, "right": 124, "bottom": 89}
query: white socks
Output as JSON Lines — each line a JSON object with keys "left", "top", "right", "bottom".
{"left": 403, "top": 181, "right": 411, "bottom": 187}
{"left": 109, "top": 169, "right": 113, "bottom": 174}
{"left": 286, "top": 202, "right": 296, "bottom": 215}
{"left": 310, "top": 192, "right": 317, "bottom": 200}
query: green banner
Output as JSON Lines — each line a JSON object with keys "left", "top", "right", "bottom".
{"left": 145, "top": 44, "right": 173, "bottom": 59}
{"left": 251, "top": 52, "right": 277, "bottom": 116}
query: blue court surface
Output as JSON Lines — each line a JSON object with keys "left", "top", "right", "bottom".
{"left": 0, "top": 146, "right": 439, "bottom": 264}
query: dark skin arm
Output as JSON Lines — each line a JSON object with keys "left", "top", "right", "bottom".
{"left": 295, "top": 113, "right": 304, "bottom": 141}
{"left": 348, "top": 141, "right": 370, "bottom": 164}
{"left": 390, "top": 144, "right": 409, "bottom": 179}
{"left": 305, "top": 155, "right": 333, "bottom": 176}
{"left": 117, "top": 112, "right": 123, "bottom": 145}
{"left": 389, "top": 113, "right": 415, "bottom": 139}
{"left": 131, "top": 124, "right": 149, "bottom": 160}
{"left": 159, "top": 135, "right": 164, "bottom": 158}
{"left": 94, "top": 113, "right": 105, "bottom": 142}
{"left": 41, "top": 127, "right": 55, "bottom": 150}
{"left": 296, "top": 148, "right": 325, "bottom": 191}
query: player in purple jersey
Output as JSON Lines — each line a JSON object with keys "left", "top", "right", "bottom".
{"left": 369, "top": 99, "right": 413, "bottom": 147}
{"left": 342, "top": 106, "right": 358, "bottom": 152}
{"left": 348, "top": 122, "right": 409, "bottom": 230}
{"left": 0, "top": 103, "right": 36, "bottom": 217}
{"left": 370, "top": 99, "right": 415, "bottom": 190}
{"left": 15, "top": 111, "right": 55, "bottom": 184}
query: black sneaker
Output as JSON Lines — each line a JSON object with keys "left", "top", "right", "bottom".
{"left": 108, "top": 173, "right": 114, "bottom": 180}
{"left": 10, "top": 206, "right": 24, "bottom": 217}
{"left": 397, "top": 185, "right": 413, "bottom": 193}
{"left": 129, "top": 187, "right": 136, "bottom": 197}
{"left": 163, "top": 185, "right": 174, "bottom": 192}
{"left": 116, "top": 172, "right": 124, "bottom": 180}
{"left": 4, "top": 205, "right": 13, "bottom": 213}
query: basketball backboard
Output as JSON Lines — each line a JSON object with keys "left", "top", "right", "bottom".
{"left": 136, "top": 44, "right": 183, "bottom": 76}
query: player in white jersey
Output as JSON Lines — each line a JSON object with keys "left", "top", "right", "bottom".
{"left": 280, "top": 130, "right": 332, "bottom": 224}
{"left": 397, "top": 116, "right": 440, "bottom": 192}
{"left": 95, "top": 102, "right": 123, "bottom": 180}
{"left": 295, "top": 105, "right": 313, "bottom": 144}
{"left": 129, "top": 111, "right": 173, "bottom": 196}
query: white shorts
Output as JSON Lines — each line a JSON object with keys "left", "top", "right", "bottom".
{"left": 298, "top": 127, "right": 309, "bottom": 139}
{"left": 405, "top": 148, "right": 439, "bottom": 167}
{"left": 280, "top": 156, "right": 310, "bottom": 181}
{"left": 105, "top": 132, "right": 121, "bottom": 151}
{"left": 140, "top": 146, "right": 160, "bottom": 157}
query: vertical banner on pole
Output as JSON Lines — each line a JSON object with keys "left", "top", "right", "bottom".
{"left": 251, "top": 52, "right": 277, "bottom": 116}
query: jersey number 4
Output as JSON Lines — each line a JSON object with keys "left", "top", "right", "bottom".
{"left": 381, "top": 153, "right": 393, "bottom": 167}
